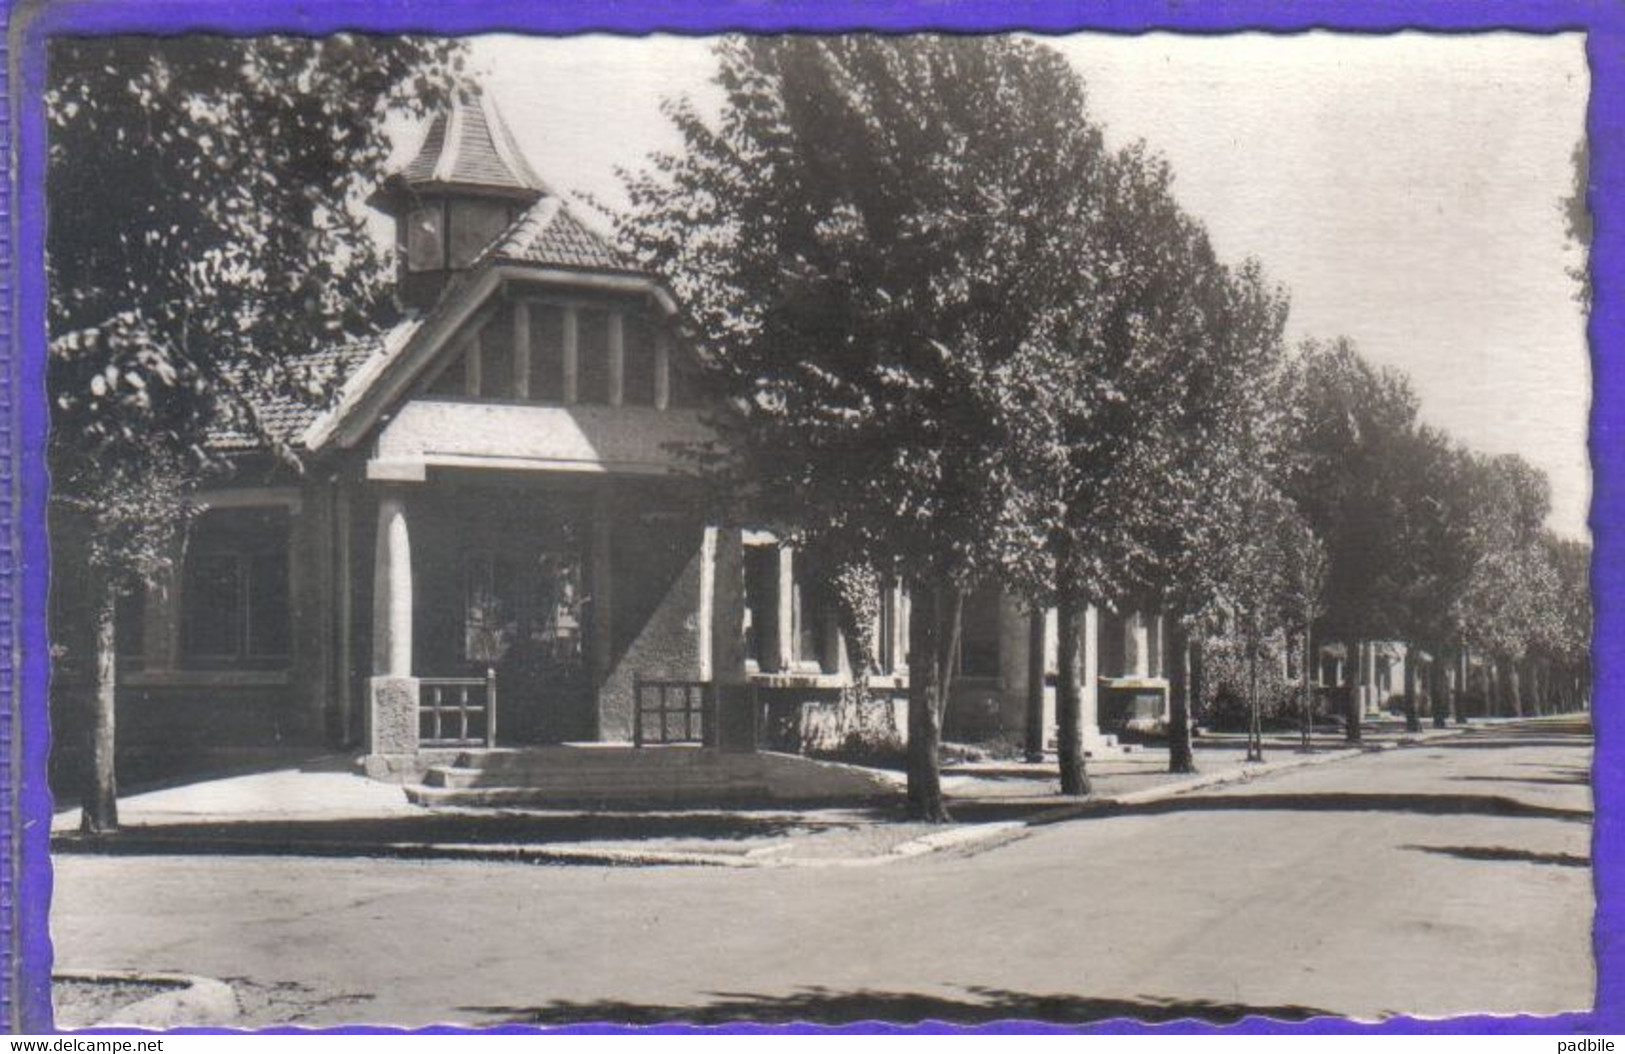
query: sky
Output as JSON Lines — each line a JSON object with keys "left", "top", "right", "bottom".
{"left": 428, "top": 32, "right": 1591, "bottom": 539}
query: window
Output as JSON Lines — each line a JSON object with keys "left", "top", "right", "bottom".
{"left": 116, "top": 587, "right": 145, "bottom": 668}
{"left": 743, "top": 544, "right": 780, "bottom": 671}
{"left": 181, "top": 508, "right": 290, "bottom": 667}
{"left": 464, "top": 549, "right": 585, "bottom": 673}
{"left": 464, "top": 553, "right": 519, "bottom": 665}
{"left": 623, "top": 315, "right": 658, "bottom": 406}
{"left": 577, "top": 309, "right": 611, "bottom": 404}
{"left": 478, "top": 313, "right": 516, "bottom": 399}
{"left": 448, "top": 198, "right": 514, "bottom": 268}
{"left": 528, "top": 304, "right": 566, "bottom": 402}
{"left": 789, "top": 565, "right": 844, "bottom": 675}
{"left": 876, "top": 582, "right": 904, "bottom": 674}
{"left": 668, "top": 350, "right": 700, "bottom": 408}
{"left": 405, "top": 201, "right": 446, "bottom": 272}
{"left": 958, "top": 585, "right": 1001, "bottom": 678}
{"left": 793, "top": 580, "right": 837, "bottom": 673}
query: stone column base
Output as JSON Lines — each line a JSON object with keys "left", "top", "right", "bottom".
{"left": 360, "top": 752, "right": 426, "bottom": 782}
{"left": 369, "top": 675, "right": 420, "bottom": 757}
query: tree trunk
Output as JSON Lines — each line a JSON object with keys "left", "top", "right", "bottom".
{"left": 1456, "top": 647, "right": 1470, "bottom": 724}
{"left": 1167, "top": 619, "right": 1195, "bottom": 774}
{"left": 1246, "top": 624, "right": 1263, "bottom": 762}
{"left": 1190, "top": 636, "right": 1207, "bottom": 733}
{"left": 1055, "top": 593, "right": 1091, "bottom": 796}
{"left": 1300, "top": 623, "right": 1314, "bottom": 752}
{"left": 1024, "top": 608, "right": 1047, "bottom": 763}
{"left": 1344, "top": 639, "right": 1362, "bottom": 743}
{"left": 81, "top": 583, "right": 120, "bottom": 835}
{"left": 1430, "top": 651, "right": 1448, "bottom": 729}
{"left": 905, "top": 580, "right": 953, "bottom": 822}
{"left": 1403, "top": 642, "right": 1421, "bottom": 733}
{"left": 1507, "top": 656, "right": 1524, "bottom": 717}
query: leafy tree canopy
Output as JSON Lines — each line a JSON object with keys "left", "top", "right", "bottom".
{"left": 618, "top": 34, "right": 1113, "bottom": 594}
{"left": 48, "top": 34, "right": 464, "bottom": 483}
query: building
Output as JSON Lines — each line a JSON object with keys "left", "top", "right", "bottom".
{"left": 55, "top": 94, "right": 1172, "bottom": 784}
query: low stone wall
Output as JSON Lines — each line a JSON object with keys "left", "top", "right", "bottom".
{"left": 760, "top": 686, "right": 907, "bottom": 764}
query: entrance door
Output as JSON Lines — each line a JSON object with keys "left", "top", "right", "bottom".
{"left": 463, "top": 540, "right": 588, "bottom": 743}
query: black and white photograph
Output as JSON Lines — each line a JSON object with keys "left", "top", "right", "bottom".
{"left": 40, "top": 29, "right": 1593, "bottom": 1029}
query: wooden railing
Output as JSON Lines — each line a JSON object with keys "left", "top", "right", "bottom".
{"left": 633, "top": 678, "right": 718, "bottom": 748}
{"left": 419, "top": 669, "right": 497, "bottom": 749}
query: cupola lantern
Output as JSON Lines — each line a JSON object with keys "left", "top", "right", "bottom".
{"left": 370, "top": 91, "right": 549, "bottom": 310}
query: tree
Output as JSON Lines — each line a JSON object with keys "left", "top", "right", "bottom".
{"left": 1284, "top": 339, "right": 1420, "bottom": 741}
{"left": 1452, "top": 454, "right": 1560, "bottom": 718}
{"left": 48, "top": 35, "right": 463, "bottom": 831}
{"left": 1275, "top": 512, "right": 1328, "bottom": 751}
{"left": 1540, "top": 533, "right": 1592, "bottom": 711}
{"left": 1033, "top": 143, "right": 1280, "bottom": 789}
{"left": 1138, "top": 255, "right": 1294, "bottom": 772}
{"left": 618, "top": 35, "right": 1110, "bottom": 820}
{"left": 1384, "top": 427, "right": 1484, "bottom": 729}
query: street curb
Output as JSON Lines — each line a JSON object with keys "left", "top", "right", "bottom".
{"left": 56, "top": 970, "right": 239, "bottom": 1029}
{"left": 871, "top": 726, "right": 1472, "bottom": 862}
{"left": 50, "top": 833, "right": 760, "bottom": 869}
{"left": 50, "top": 727, "right": 1469, "bottom": 871}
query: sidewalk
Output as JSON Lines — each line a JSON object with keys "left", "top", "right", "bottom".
{"left": 50, "top": 720, "right": 1468, "bottom": 869}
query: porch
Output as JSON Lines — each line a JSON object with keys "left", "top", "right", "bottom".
{"left": 358, "top": 470, "right": 754, "bottom": 773}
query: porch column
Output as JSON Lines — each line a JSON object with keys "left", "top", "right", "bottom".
{"left": 1125, "top": 610, "right": 1150, "bottom": 679}
{"left": 1360, "top": 641, "right": 1377, "bottom": 715}
{"left": 707, "top": 526, "right": 754, "bottom": 751}
{"left": 774, "top": 547, "right": 796, "bottom": 671}
{"left": 367, "top": 491, "right": 418, "bottom": 766}
{"left": 607, "top": 311, "right": 626, "bottom": 406}
{"left": 1081, "top": 604, "right": 1101, "bottom": 747}
{"left": 589, "top": 486, "right": 615, "bottom": 740}
{"left": 334, "top": 481, "right": 355, "bottom": 746}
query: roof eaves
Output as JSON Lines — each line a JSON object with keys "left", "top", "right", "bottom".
{"left": 298, "top": 315, "right": 427, "bottom": 453}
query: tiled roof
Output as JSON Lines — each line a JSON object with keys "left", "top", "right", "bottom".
{"left": 483, "top": 197, "right": 635, "bottom": 273}
{"left": 398, "top": 93, "right": 548, "bottom": 196}
{"left": 207, "top": 324, "right": 411, "bottom": 451}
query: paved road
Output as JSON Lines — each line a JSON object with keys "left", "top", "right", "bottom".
{"left": 50, "top": 718, "right": 1593, "bottom": 1027}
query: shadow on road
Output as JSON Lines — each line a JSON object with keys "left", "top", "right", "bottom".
{"left": 50, "top": 812, "right": 852, "bottom": 854}
{"left": 1401, "top": 844, "right": 1590, "bottom": 868}
{"left": 460, "top": 984, "right": 1334, "bottom": 1026}
{"left": 1449, "top": 774, "right": 1590, "bottom": 787}
{"left": 1420, "top": 739, "right": 1592, "bottom": 751}
{"left": 1075, "top": 792, "right": 1591, "bottom": 824}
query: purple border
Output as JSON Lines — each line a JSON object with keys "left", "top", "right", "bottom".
{"left": 8, "top": 0, "right": 1620, "bottom": 1036}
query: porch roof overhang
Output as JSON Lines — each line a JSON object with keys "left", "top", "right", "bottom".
{"left": 365, "top": 399, "right": 713, "bottom": 482}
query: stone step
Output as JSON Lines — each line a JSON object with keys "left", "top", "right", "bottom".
{"left": 450, "top": 747, "right": 720, "bottom": 772}
{"left": 403, "top": 748, "right": 899, "bottom": 810}
{"left": 424, "top": 763, "right": 770, "bottom": 790}
{"left": 404, "top": 781, "right": 776, "bottom": 809}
